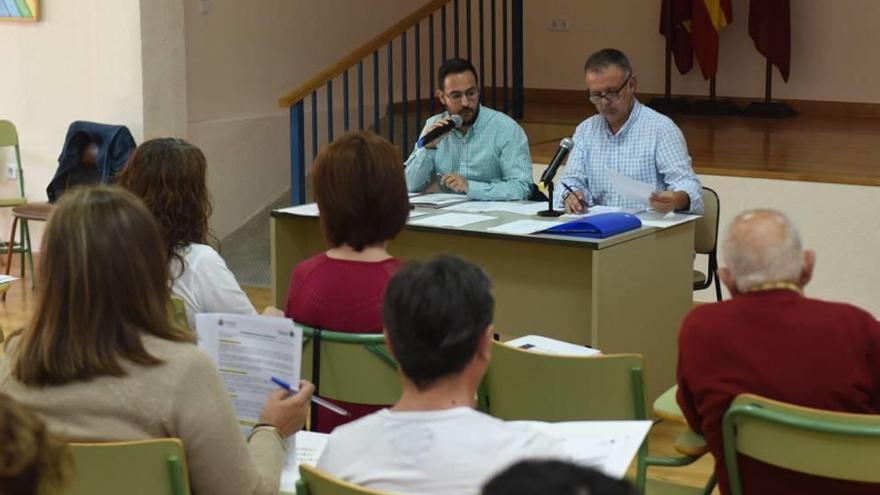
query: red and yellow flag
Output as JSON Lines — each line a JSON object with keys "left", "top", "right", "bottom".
{"left": 659, "top": 0, "right": 695, "bottom": 75}
{"left": 691, "top": 0, "right": 733, "bottom": 79}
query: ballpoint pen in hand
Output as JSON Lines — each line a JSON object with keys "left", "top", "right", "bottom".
{"left": 271, "top": 376, "right": 350, "bottom": 417}
{"left": 560, "top": 183, "right": 588, "bottom": 210}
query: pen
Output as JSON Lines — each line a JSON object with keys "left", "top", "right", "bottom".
{"left": 271, "top": 376, "right": 351, "bottom": 417}
{"left": 560, "top": 183, "right": 588, "bottom": 209}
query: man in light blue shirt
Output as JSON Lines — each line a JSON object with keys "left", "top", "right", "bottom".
{"left": 405, "top": 58, "right": 532, "bottom": 201}
{"left": 557, "top": 49, "right": 703, "bottom": 214}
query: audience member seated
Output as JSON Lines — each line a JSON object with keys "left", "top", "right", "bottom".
{"left": 317, "top": 255, "right": 563, "bottom": 495}
{"left": 284, "top": 131, "right": 409, "bottom": 432}
{"left": 482, "top": 460, "right": 637, "bottom": 495}
{"left": 118, "top": 138, "right": 260, "bottom": 329}
{"left": 0, "top": 392, "right": 71, "bottom": 495}
{"left": 0, "top": 186, "right": 315, "bottom": 495}
{"left": 677, "top": 208, "right": 880, "bottom": 495}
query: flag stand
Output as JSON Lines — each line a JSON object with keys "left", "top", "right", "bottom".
{"left": 742, "top": 59, "right": 797, "bottom": 118}
{"left": 649, "top": 0, "right": 689, "bottom": 115}
{"left": 687, "top": 76, "right": 740, "bottom": 115}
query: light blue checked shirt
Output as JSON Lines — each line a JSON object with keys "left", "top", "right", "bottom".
{"left": 556, "top": 100, "right": 703, "bottom": 214}
{"left": 405, "top": 105, "right": 532, "bottom": 200}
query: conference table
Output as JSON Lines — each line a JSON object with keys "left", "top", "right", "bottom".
{"left": 271, "top": 203, "right": 695, "bottom": 402}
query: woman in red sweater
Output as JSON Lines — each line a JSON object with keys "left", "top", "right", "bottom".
{"left": 285, "top": 131, "right": 410, "bottom": 432}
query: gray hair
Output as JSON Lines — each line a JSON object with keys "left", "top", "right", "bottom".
{"left": 721, "top": 209, "right": 804, "bottom": 292}
{"left": 583, "top": 48, "right": 633, "bottom": 77}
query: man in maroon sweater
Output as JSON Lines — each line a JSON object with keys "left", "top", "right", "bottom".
{"left": 677, "top": 209, "right": 880, "bottom": 495}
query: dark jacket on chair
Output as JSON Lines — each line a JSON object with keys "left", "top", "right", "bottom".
{"left": 47, "top": 121, "right": 136, "bottom": 202}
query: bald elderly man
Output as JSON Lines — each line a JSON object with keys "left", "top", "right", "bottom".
{"left": 676, "top": 209, "right": 880, "bottom": 495}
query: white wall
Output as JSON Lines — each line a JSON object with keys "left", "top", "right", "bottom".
{"left": 0, "top": 0, "right": 145, "bottom": 251}
{"left": 525, "top": 0, "right": 880, "bottom": 103}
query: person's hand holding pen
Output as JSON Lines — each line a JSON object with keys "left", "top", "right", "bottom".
{"left": 561, "top": 183, "right": 589, "bottom": 214}
{"left": 258, "top": 379, "right": 315, "bottom": 437}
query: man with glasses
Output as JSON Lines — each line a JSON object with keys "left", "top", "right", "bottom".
{"left": 405, "top": 58, "right": 532, "bottom": 200}
{"left": 557, "top": 49, "right": 703, "bottom": 214}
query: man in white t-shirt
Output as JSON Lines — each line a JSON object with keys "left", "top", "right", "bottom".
{"left": 317, "top": 256, "right": 564, "bottom": 495}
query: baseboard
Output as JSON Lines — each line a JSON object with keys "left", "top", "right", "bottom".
{"left": 523, "top": 88, "right": 880, "bottom": 119}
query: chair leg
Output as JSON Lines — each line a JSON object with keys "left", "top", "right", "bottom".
{"left": 713, "top": 268, "right": 722, "bottom": 302}
{"left": 22, "top": 219, "right": 34, "bottom": 289}
{"left": 3, "top": 217, "right": 19, "bottom": 302}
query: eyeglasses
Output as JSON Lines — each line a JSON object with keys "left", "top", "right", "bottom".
{"left": 587, "top": 74, "right": 632, "bottom": 104}
{"left": 444, "top": 87, "right": 480, "bottom": 102}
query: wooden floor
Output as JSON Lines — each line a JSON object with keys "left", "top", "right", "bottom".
{"left": 524, "top": 100, "right": 880, "bottom": 187}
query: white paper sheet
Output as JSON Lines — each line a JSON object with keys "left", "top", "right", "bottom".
{"left": 511, "top": 420, "right": 652, "bottom": 479}
{"left": 505, "top": 335, "right": 601, "bottom": 357}
{"left": 607, "top": 170, "right": 654, "bottom": 206}
{"left": 487, "top": 219, "right": 564, "bottom": 235}
{"left": 196, "top": 314, "right": 302, "bottom": 433}
{"left": 408, "top": 213, "right": 496, "bottom": 228}
{"left": 276, "top": 203, "right": 320, "bottom": 217}
{"left": 409, "top": 193, "right": 469, "bottom": 208}
{"left": 0, "top": 275, "right": 18, "bottom": 284}
{"left": 408, "top": 210, "right": 431, "bottom": 219}
{"left": 444, "top": 201, "right": 552, "bottom": 216}
{"left": 637, "top": 211, "right": 701, "bottom": 229}
{"left": 280, "top": 431, "right": 329, "bottom": 493}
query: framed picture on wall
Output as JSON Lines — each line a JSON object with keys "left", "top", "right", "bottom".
{"left": 0, "top": 0, "right": 40, "bottom": 22}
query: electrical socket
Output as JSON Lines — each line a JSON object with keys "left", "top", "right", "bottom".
{"left": 5, "top": 163, "right": 17, "bottom": 181}
{"left": 199, "top": 0, "right": 210, "bottom": 15}
{"left": 549, "top": 18, "right": 570, "bottom": 32}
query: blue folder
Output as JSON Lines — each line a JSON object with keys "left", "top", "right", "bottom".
{"left": 542, "top": 212, "right": 642, "bottom": 239}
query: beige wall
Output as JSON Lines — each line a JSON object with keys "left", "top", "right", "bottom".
{"left": 0, "top": 0, "right": 145, "bottom": 251}
{"left": 183, "top": 0, "right": 416, "bottom": 238}
{"left": 525, "top": 0, "right": 880, "bottom": 103}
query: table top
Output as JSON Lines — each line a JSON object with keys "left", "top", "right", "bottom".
{"left": 272, "top": 202, "right": 690, "bottom": 251}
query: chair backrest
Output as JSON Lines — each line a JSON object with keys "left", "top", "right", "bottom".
{"left": 694, "top": 187, "right": 720, "bottom": 255}
{"left": 169, "top": 296, "right": 190, "bottom": 332}
{"left": 64, "top": 438, "right": 191, "bottom": 495}
{"left": 722, "top": 393, "right": 880, "bottom": 494}
{"left": 296, "top": 464, "right": 401, "bottom": 495}
{"left": 0, "top": 120, "right": 19, "bottom": 147}
{"left": 299, "top": 325, "right": 401, "bottom": 406}
{"left": 0, "top": 120, "right": 26, "bottom": 198}
{"left": 481, "top": 341, "right": 648, "bottom": 421}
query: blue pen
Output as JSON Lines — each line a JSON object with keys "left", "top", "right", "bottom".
{"left": 271, "top": 376, "right": 351, "bottom": 417}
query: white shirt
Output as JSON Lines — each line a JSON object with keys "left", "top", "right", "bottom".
{"left": 170, "top": 243, "right": 257, "bottom": 329}
{"left": 317, "top": 407, "right": 565, "bottom": 495}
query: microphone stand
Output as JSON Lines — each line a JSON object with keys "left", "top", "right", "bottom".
{"left": 538, "top": 181, "right": 562, "bottom": 217}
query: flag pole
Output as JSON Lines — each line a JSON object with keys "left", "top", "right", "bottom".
{"left": 742, "top": 59, "right": 797, "bottom": 117}
{"left": 649, "top": 0, "right": 688, "bottom": 114}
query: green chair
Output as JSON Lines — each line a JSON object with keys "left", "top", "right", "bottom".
{"left": 0, "top": 120, "right": 31, "bottom": 281}
{"left": 65, "top": 438, "right": 191, "bottom": 495}
{"left": 169, "top": 296, "right": 191, "bottom": 333}
{"left": 299, "top": 325, "right": 401, "bottom": 431}
{"left": 296, "top": 463, "right": 400, "bottom": 494}
{"left": 722, "top": 393, "right": 880, "bottom": 495}
{"left": 479, "top": 341, "right": 709, "bottom": 494}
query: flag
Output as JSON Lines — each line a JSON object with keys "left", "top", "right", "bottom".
{"left": 659, "top": 0, "right": 694, "bottom": 75}
{"left": 749, "top": 0, "right": 791, "bottom": 81}
{"left": 691, "top": 0, "right": 733, "bottom": 79}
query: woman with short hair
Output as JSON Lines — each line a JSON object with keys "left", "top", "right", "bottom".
{"left": 285, "top": 131, "right": 410, "bottom": 432}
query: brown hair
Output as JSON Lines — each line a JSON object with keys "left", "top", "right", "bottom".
{"left": 313, "top": 131, "right": 409, "bottom": 251}
{"left": 117, "top": 138, "right": 214, "bottom": 278}
{"left": 0, "top": 393, "right": 72, "bottom": 495}
{"left": 10, "top": 186, "right": 195, "bottom": 386}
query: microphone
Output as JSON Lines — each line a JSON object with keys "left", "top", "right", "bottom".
{"left": 416, "top": 114, "right": 464, "bottom": 149}
{"left": 539, "top": 137, "right": 574, "bottom": 187}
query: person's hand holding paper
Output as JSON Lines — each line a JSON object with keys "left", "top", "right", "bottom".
{"left": 607, "top": 169, "right": 689, "bottom": 213}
